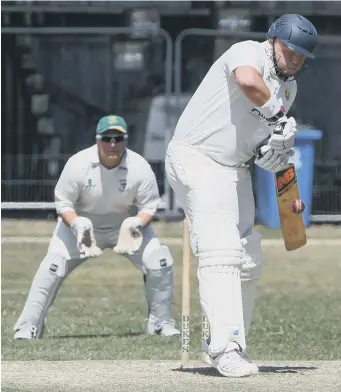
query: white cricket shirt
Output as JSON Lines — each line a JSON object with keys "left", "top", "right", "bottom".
{"left": 173, "top": 40, "right": 297, "bottom": 166}
{"left": 55, "top": 145, "right": 160, "bottom": 229}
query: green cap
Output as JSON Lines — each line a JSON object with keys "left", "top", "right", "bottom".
{"left": 96, "top": 115, "right": 128, "bottom": 134}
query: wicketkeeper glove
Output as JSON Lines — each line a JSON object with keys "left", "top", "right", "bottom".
{"left": 70, "top": 216, "right": 102, "bottom": 258}
{"left": 114, "top": 216, "right": 143, "bottom": 255}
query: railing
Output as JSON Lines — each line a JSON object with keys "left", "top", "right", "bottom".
{"left": 2, "top": 26, "right": 341, "bottom": 221}
{"left": 1, "top": 154, "right": 170, "bottom": 211}
{"left": 2, "top": 26, "right": 174, "bottom": 213}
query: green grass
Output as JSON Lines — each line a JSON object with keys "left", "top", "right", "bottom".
{"left": 2, "top": 242, "right": 341, "bottom": 361}
{"left": 2, "top": 218, "right": 341, "bottom": 239}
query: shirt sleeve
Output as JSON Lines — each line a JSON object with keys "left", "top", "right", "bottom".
{"left": 135, "top": 164, "right": 161, "bottom": 216}
{"left": 224, "top": 41, "right": 264, "bottom": 76}
{"left": 54, "top": 155, "right": 83, "bottom": 214}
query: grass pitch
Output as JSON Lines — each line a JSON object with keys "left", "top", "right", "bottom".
{"left": 2, "top": 218, "right": 341, "bottom": 239}
{"left": 1, "top": 220, "right": 341, "bottom": 391}
{"left": 2, "top": 360, "right": 341, "bottom": 392}
{"left": 2, "top": 233, "right": 341, "bottom": 362}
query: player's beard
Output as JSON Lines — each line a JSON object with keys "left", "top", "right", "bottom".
{"left": 275, "top": 53, "right": 302, "bottom": 76}
{"left": 267, "top": 40, "right": 307, "bottom": 80}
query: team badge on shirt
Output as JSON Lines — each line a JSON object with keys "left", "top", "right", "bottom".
{"left": 119, "top": 179, "right": 127, "bottom": 192}
{"left": 285, "top": 88, "right": 290, "bottom": 101}
{"left": 83, "top": 178, "right": 96, "bottom": 191}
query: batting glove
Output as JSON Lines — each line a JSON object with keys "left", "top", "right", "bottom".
{"left": 268, "top": 117, "right": 297, "bottom": 153}
{"left": 254, "top": 145, "right": 294, "bottom": 172}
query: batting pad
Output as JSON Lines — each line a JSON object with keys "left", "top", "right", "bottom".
{"left": 240, "top": 231, "right": 263, "bottom": 281}
{"left": 198, "top": 265, "right": 246, "bottom": 355}
{"left": 240, "top": 232, "right": 263, "bottom": 336}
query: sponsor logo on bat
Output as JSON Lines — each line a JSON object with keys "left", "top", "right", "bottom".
{"left": 276, "top": 166, "right": 296, "bottom": 196}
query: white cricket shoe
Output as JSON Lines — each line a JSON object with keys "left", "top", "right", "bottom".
{"left": 147, "top": 319, "right": 181, "bottom": 337}
{"left": 205, "top": 350, "right": 252, "bottom": 378}
{"left": 14, "top": 323, "right": 38, "bottom": 340}
{"left": 202, "top": 339, "right": 259, "bottom": 376}
{"left": 239, "top": 351, "right": 259, "bottom": 374}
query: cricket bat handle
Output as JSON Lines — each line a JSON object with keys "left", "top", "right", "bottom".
{"left": 255, "top": 125, "right": 283, "bottom": 158}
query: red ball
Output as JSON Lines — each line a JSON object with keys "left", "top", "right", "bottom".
{"left": 292, "top": 199, "right": 305, "bottom": 215}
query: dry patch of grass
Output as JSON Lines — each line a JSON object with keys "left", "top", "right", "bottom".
{"left": 2, "top": 360, "right": 341, "bottom": 392}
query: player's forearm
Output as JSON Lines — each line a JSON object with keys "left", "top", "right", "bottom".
{"left": 137, "top": 211, "right": 154, "bottom": 227}
{"left": 233, "top": 66, "right": 271, "bottom": 106}
{"left": 60, "top": 210, "right": 78, "bottom": 227}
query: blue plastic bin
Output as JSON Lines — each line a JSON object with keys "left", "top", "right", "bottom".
{"left": 255, "top": 129, "right": 322, "bottom": 228}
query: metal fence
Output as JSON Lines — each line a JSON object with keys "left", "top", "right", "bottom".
{"left": 2, "top": 27, "right": 341, "bottom": 221}
{"left": 1, "top": 154, "right": 168, "bottom": 210}
{"left": 1, "top": 26, "right": 174, "bottom": 212}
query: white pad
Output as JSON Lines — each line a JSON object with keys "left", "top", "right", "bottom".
{"left": 144, "top": 245, "right": 174, "bottom": 323}
{"left": 114, "top": 219, "right": 143, "bottom": 255}
{"left": 240, "top": 232, "right": 262, "bottom": 281}
{"left": 240, "top": 232, "right": 263, "bottom": 336}
{"left": 144, "top": 244, "right": 174, "bottom": 270}
{"left": 14, "top": 253, "right": 68, "bottom": 331}
{"left": 198, "top": 265, "right": 246, "bottom": 356}
{"left": 195, "top": 218, "right": 244, "bottom": 267}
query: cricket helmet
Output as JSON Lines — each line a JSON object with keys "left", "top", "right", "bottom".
{"left": 267, "top": 14, "right": 317, "bottom": 59}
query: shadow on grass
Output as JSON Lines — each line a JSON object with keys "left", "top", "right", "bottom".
{"left": 172, "top": 366, "right": 221, "bottom": 377}
{"left": 172, "top": 365, "right": 318, "bottom": 377}
{"left": 258, "top": 365, "right": 318, "bottom": 374}
{"left": 50, "top": 331, "right": 144, "bottom": 339}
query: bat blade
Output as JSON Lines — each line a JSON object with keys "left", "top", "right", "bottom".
{"left": 275, "top": 164, "right": 307, "bottom": 251}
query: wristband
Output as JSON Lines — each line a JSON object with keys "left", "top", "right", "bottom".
{"left": 256, "top": 95, "right": 285, "bottom": 122}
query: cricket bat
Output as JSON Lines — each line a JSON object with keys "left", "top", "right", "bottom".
{"left": 275, "top": 163, "right": 307, "bottom": 251}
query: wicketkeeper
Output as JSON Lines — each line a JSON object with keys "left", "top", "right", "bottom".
{"left": 14, "top": 114, "right": 180, "bottom": 340}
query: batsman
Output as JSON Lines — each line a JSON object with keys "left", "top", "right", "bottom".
{"left": 166, "top": 15, "right": 317, "bottom": 377}
{"left": 14, "top": 114, "right": 180, "bottom": 340}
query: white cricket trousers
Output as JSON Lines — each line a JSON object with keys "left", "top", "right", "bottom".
{"left": 165, "top": 139, "right": 258, "bottom": 354}
{"left": 165, "top": 139, "right": 255, "bottom": 255}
